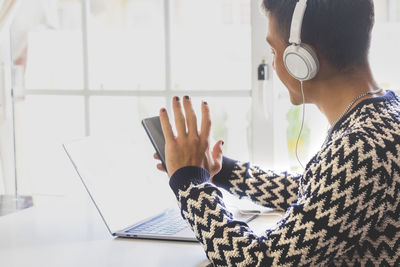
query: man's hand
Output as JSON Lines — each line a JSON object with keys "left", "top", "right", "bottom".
{"left": 156, "top": 96, "right": 224, "bottom": 179}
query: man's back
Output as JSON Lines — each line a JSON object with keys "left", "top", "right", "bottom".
{"left": 192, "top": 90, "right": 400, "bottom": 266}
{"left": 313, "top": 90, "right": 400, "bottom": 265}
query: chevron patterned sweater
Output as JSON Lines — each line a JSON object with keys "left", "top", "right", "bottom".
{"left": 169, "top": 90, "right": 400, "bottom": 266}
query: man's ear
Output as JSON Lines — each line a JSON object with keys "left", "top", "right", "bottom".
{"left": 308, "top": 47, "right": 341, "bottom": 81}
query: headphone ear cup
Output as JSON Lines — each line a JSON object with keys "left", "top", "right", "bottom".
{"left": 284, "top": 44, "right": 320, "bottom": 81}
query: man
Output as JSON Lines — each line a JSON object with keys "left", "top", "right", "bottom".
{"left": 153, "top": 0, "right": 400, "bottom": 265}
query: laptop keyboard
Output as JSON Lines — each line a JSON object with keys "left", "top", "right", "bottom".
{"left": 126, "top": 209, "right": 188, "bottom": 236}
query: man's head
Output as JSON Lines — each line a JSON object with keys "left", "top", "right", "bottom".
{"left": 263, "top": 0, "right": 375, "bottom": 104}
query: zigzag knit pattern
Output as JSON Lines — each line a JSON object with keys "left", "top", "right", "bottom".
{"left": 169, "top": 90, "right": 400, "bottom": 266}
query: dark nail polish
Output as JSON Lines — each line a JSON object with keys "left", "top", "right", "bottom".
{"left": 161, "top": 108, "right": 166, "bottom": 113}
{"left": 184, "top": 95, "right": 190, "bottom": 100}
{"left": 222, "top": 141, "right": 224, "bottom": 146}
{"left": 204, "top": 101, "right": 208, "bottom": 105}
{"left": 175, "top": 96, "right": 180, "bottom": 101}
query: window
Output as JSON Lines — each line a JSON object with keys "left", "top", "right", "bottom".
{"left": 370, "top": 0, "right": 400, "bottom": 91}
{"left": 87, "top": 0, "right": 165, "bottom": 90}
{"left": 12, "top": 0, "right": 85, "bottom": 195}
{"left": 11, "top": 0, "right": 266, "bottom": 196}
{"left": 169, "top": 0, "right": 252, "bottom": 91}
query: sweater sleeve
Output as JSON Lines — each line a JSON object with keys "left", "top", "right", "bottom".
{"left": 211, "top": 157, "right": 301, "bottom": 211}
{"left": 169, "top": 133, "right": 388, "bottom": 266}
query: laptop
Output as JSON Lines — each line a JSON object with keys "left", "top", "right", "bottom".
{"left": 63, "top": 136, "right": 257, "bottom": 242}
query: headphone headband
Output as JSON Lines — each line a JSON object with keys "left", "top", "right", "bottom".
{"left": 289, "top": 0, "right": 308, "bottom": 45}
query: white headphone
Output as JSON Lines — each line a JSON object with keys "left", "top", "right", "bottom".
{"left": 284, "top": 0, "right": 319, "bottom": 81}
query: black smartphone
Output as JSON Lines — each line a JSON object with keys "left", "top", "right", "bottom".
{"left": 142, "top": 116, "right": 167, "bottom": 172}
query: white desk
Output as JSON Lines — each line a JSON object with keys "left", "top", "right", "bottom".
{"left": 0, "top": 195, "right": 282, "bottom": 267}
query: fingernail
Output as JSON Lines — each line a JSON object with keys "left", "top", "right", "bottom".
{"left": 175, "top": 96, "right": 180, "bottom": 101}
{"left": 203, "top": 101, "right": 208, "bottom": 105}
{"left": 161, "top": 108, "right": 166, "bottom": 113}
{"left": 222, "top": 141, "right": 224, "bottom": 146}
{"left": 184, "top": 95, "right": 190, "bottom": 100}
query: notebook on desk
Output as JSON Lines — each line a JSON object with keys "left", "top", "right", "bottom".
{"left": 63, "top": 136, "right": 257, "bottom": 242}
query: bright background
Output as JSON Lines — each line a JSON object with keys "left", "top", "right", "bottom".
{"left": 0, "top": 0, "right": 399, "bottom": 199}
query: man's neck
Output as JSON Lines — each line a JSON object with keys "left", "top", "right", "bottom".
{"left": 309, "top": 67, "right": 382, "bottom": 126}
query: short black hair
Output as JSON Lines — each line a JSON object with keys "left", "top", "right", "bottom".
{"left": 262, "top": 0, "right": 375, "bottom": 70}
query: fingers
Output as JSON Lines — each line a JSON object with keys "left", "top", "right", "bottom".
{"left": 156, "top": 163, "right": 166, "bottom": 172}
{"left": 172, "top": 96, "right": 187, "bottom": 136}
{"left": 182, "top": 96, "right": 198, "bottom": 136}
{"left": 212, "top": 140, "right": 224, "bottom": 162}
{"left": 200, "top": 101, "right": 211, "bottom": 140}
{"left": 159, "top": 108, "right": 174, "bottom": 142}
{"left": 154, "top": 153, "right": 166, "bottom": 172}
{"left": 163, "top": 96, "right": 205, "bottom": 139}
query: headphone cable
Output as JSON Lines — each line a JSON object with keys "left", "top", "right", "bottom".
{"left": 295, "top": 80, "right": 306, "bottom": 170}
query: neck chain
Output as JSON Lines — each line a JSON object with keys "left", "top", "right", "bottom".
{"left": 326, "top": 88, "right": 383, "bottom": 138}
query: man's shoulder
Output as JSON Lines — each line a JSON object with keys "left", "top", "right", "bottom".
{"left": 320, "top": 117, "right": 400, "bottom": 171}
{"left": 343, "top": 92, "right": 400, "bottom": 145}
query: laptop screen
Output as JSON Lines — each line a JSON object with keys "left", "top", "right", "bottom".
{"left": 63, "top": 134, "right": 176, "bottom": 234}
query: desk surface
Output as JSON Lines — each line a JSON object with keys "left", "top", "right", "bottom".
{"left": 0, "top": 195, "right": 282, "bottom": 267}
